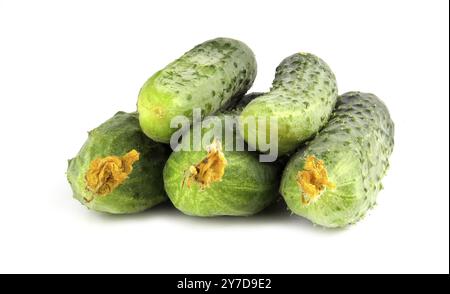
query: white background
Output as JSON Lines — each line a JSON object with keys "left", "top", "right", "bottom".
{"left": 0, "top": 0, "right": 448, "bottom": 274}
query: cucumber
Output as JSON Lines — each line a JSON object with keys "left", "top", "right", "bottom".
{"left": 138, "top": 37, "right": 257, "bottom": 143}
{"left": 67, "top": 112, "right": 170, "bottom": 214}
{"left": 280, "top": 92, "right": 394, "bottom": 228}
{"left": 163, "top": 93, "right": 280, "bottom": 217}
{"left": 239, "top": 52, "right": 338, "bottom": 155}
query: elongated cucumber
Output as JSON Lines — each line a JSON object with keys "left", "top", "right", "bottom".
{"left": 280, "top": 92, "right": 394, "bottom": 228}
{"left": 239, "top": 53, "right": 338, "bottom": 155}
{"left": 138, "top": 38, "right": 257, "bottom": 143}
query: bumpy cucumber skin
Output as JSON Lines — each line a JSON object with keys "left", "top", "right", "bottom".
{"left": 163, "top": 94, "right": 280, "bottom": 217}
{"left": 164, "top": 148, "right": 279, "bottom": 217}
{"left": 280, "top": 92, "right": 394, "bottom": 228}
{"left": 67, "top": 112, "right": 170, "bottom": 214}
{"left": 239, "top": 53, "right": 338, "bottom": 155}
{"left": 138, "top": 38, "right": 257, "bottom": 143}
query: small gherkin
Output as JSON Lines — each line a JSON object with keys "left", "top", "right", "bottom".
{"left": 239, "top": 52, "right": 338, "bottom": 155}
{"left": 138, "top": 37, "right": 257, "bottom": 143}
{"left": 163, "top": 93, "right": 281, "bottom": 217}
{"left": 67, "top": 112, "right": 170, "bottom": 214}
{"left": 280, "top": 92, "right": 394, "bottom": 228}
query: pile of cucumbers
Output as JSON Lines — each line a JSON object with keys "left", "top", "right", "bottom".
{"left": 67, "top": 38, "right": 394, "bottom": 228}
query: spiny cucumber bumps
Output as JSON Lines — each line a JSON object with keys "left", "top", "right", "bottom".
{"left": 163, "top": 94, "right": 280, "bottom": 217}
{"left": 67, "top": 112, "right": 170, "bottom": 214}
{"left": 239, "top": 53, "right": 338, "bottom": 155}
{"left": 280, "top": 92, "right": 394, "bottom": 228}
{"left": 138, "top": 37, "right": 257, "bottom": 143}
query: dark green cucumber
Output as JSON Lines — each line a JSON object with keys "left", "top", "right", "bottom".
{"left": 280, "top": 92, "right": 394, "bottom": 228}
{"left": 239, "top": 52, "right": 338, "bottom": 155}
{"left": 67, "top": 112, "right": 170, "bottom": 214}
{"left": 138, "top": 38, "right": 257, "bottom": 143}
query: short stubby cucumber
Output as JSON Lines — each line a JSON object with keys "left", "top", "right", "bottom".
{"left": 239, "top": 52, "right": 338, "bottom": 155}
{"left": 163, "top": 94, "right": 280, "bottom": 217}
{"left": 138, "top": 37, "right": 257, "bottom": 143}
{"left": 67, "top": 112, "right": 170, "bottom": 214}
{"left": 280, "top": 92, "right": 394, "bottom": 228}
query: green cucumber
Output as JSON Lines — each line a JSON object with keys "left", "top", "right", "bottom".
{"left": 67, "top": 112, "right": 170, "bottom": 214}
{"left": 138, "top": 37, "right": 257, "bottom": 143}
{"left": 280, "top": 92, "right": 394, "bottom": 228}
{"left": 163, "top": 93, "right": 280, "bottom": 217}
{"left": 239, "top": 52, "right": 338, "bottom": 155}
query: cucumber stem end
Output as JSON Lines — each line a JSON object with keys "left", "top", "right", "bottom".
{"left": 297, "top": 155, "right": 335, "bottom": 205}
{"left": 182, "top": 139, "right": 227, "bottom": 189}
{"left": 84, "top": 150, "right": 140, "bottom": 201}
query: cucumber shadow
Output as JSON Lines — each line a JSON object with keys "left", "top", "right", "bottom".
{"left": 91, "top": 197, "right": 346, "bottom": 234}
